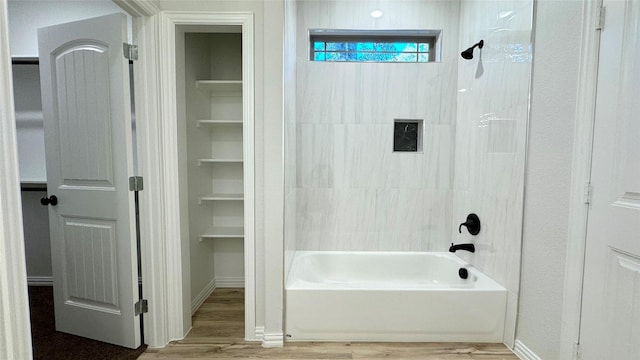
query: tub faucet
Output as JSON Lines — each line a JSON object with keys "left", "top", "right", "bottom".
{"left": 449, "top": 243, "right": 475, "bottom": 253}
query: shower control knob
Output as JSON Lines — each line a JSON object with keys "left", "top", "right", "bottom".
{"left": 459, "top": 213, "right": 480, "bottom": 235}
{"left": 40, "top": 195, "right": 58, "bottom": 206}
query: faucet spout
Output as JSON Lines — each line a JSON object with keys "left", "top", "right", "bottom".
{"left": 449, "top": 243, "right": 475, "bottom": 253}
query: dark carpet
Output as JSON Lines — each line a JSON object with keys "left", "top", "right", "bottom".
{"left": 28, "top": 286, "right": 146, "bottom": 360}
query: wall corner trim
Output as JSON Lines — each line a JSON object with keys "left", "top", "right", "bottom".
{"left": 252, "top": 326, "right": 265, "bottom": 341}
{"left": 191, "top": 278, "right": 216, "bottom": 315}
{"left": 513, "top": 340, "right": 543, "bottom": 360}
{"left": 262, "top": 332, "right": 284, "bottom": 348}
{"left": 559, "top": 0, "right": 603, "bottom": 358}
{"left": 113, "top": 0, "right": 160, "bottom": 17}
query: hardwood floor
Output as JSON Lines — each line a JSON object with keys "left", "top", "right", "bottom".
{"left": 139, "top": 288, "right": 518, "bottom": 359}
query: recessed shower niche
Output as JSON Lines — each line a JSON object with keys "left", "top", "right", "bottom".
{"left": 393, "top": 119, "right": 424, "bottom": 152}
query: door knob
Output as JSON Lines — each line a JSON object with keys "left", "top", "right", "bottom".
{"left": 40, "top": 195, "right": 58, "bottom": 206}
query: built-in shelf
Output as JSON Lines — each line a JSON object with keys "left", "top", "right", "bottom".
{"left": 197, "top": 119, "right": 242, "bottom": 127}
{"left": 200, "top": 225, "right": 244, "bottom": 240}
{"left": 195, "top": 80, "right": 242, "bottom": 93}
{"left": 198, "top": 193, "right": 244, "bottom": 204}
{"left": 198, "top": 158, "right": 243, "bottom": 166}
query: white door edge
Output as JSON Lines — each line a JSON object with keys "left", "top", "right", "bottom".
{"left": 559, "top": 0, "right": 640, "bottom": 358}
{"left": 557, "top": 0, "right": 602, "bottom": 359}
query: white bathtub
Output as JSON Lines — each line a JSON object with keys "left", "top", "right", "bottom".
{"left": 285, "top": 251, "right": 506, "bottom": 342}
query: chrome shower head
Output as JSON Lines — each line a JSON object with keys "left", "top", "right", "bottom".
{"left": 461, "top": 40, "right": 484, "bottom": 60}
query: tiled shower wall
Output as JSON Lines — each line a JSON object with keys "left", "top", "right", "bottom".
{"left": 284, "top": 0, "right": 297, "bottom": 279}
{"left": 452, "top": 0, "right": 533, "bottom": 345}
{"left": 293, "top": 0, "right": 461, "bottom": 251}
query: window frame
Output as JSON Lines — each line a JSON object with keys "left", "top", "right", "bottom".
{"left": 309, "top": 29, "right": 442, "bottom": 63}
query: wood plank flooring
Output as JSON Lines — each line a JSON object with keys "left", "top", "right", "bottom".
{"left": 140, "top": 288, "right": 518, "bottom": 360}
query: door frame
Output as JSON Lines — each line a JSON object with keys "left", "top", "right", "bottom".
{"left": 153, "top": 11, "right": 257, "bottom": 340}
{"left": 0, "top": 0, "right": 32, "bottom": 357}
{"left": 558, "top": 0, "right": 603, "bottom": 358}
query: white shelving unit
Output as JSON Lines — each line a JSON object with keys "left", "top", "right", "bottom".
{"left": 197, "top": 119, "right": 243, "bottom": 127}
{"left": 200, "top": 225, "right": 244, "bottom": 239}
{"left": 197, "top": 158, "right": 243, "bottom": 165}
{"left": 180, "top": 27, "right": 247, "bottom": 304}
{"left": 183, "top": 32, "right": 245, "bottom": 245}
{"left": 198, "top": 193, "right": 243, "bottom": 204}
{"left": 195, "top": 77, "right": 244, "bottom": 239}
{"left": 195, "top": 80, "right": 242, "bottom": 93}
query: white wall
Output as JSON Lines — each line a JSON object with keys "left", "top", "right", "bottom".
{"left": 8, "top": 0, "right": 127, "bottom": 57}
{"left": 20, "top": 190, "right": 51, "bottom": 278}
{"left": 515, "top": 0, "right": 583, "bottom": 358}
{"left": 283, "top": 0, "right": 297, "bottom": 281}
{"left": 452, "top": 0, "right": 532, "bottom": 346}
{"left": 293, "top": 0, "right": 460, "bottom": 252}
{"left": 12, "top": 63, "right": 45, "bottom": 182}
{"left": 12, "top": 63, "right": 53, "bottom": 282}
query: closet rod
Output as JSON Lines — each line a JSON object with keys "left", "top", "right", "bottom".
{"left": 20, "top": 183, "right": 47, "bottom": 192}
{"left": 12, "top": 57, "right": 39, "bottom": 65}
{"left": 11, "top": 58, "right": 134, "bottom": 65}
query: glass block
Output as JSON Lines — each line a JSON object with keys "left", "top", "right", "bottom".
{"left": 418, "top": 43, "right": 430, "bottom": 52}
{"left": 313, "top": 42, "right": 326, "bottom": 50}
{"left": 418, "top": 54, "right": 430, "bottom": 62}
{"left": 314, "top": 52, "right": 326, "bottom": 61}
{"left": 326, "top": 42, "right": 348, "bottom": 51}
{"left": 395, "top": 53, "right": 418, "bottom": 62}
{"left": 326, "top": 52, "right": 349, "bottom": 61}
{"left": 355, "top": 42, "right": 375, "bottom": 51}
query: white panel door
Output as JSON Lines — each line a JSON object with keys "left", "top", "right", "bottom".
{"left": 38, "top": 13, "right": 140, "bottom": 348}
{"left": 580, "top": 1, "right": 640, "bottom": 359}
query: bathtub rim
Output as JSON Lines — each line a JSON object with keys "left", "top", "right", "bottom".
{"left": 286, "top": 250, "right": 507, "bottom": 292}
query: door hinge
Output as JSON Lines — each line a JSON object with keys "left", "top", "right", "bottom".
{"left": 134, "top": 299, "right": 148, "bottom": 316}
{"left": 129, "top": 176, "right": 144, "bottom": 191}
{"left": 596, "top": 6, "right": 606, "bottom": 31}
{"left": 583, "top": 182, "right": 593, "bottom": 204}
{"left": 123, "top": 43, "right": 138, "bottom": 61}
{"left": 573, "top": 342, "right": 582, "bottom": 360}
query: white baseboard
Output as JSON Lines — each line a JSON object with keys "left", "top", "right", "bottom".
{"left": 262, "top": 332, "right": 284, "bottom": 348}
{"left": 514, "top": 340, "right": 543, "bottom": 360}
{"left": 253, "top": 326, "right": 265, "bottom": 341}
{"left": 191, "top": 278, "right": 216, "bottom": 315}
{"left": 215, "top": 276, "right": 244, "bottom": 288}
{"left": 27, "top": 276, "right": 53, "bottom": 286}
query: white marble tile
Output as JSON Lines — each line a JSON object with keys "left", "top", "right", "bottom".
{"left": 296, "top": 124, "right": 334, "bottom": 187}
{"left": 289, "top": 2, "right": 532, "bottom": 323}
{"left": 452, "top": 0, "right": 532, "bottom": 308}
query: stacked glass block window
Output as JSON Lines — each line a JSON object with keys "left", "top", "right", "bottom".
{"left": 310, "top": 30, "right": 439, "bottom": 63}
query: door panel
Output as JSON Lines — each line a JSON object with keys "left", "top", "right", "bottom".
{"left": 55, "top": 44, "right": 114, "bottom": 186}
{"left": 38, "top": 13, "right": 140, "bottom": 349}
{"left": 580, "top": 0, "right": 640, "bottom": 358}
{"left": 63, "top": 218, "right": 119, "bottom": 311}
